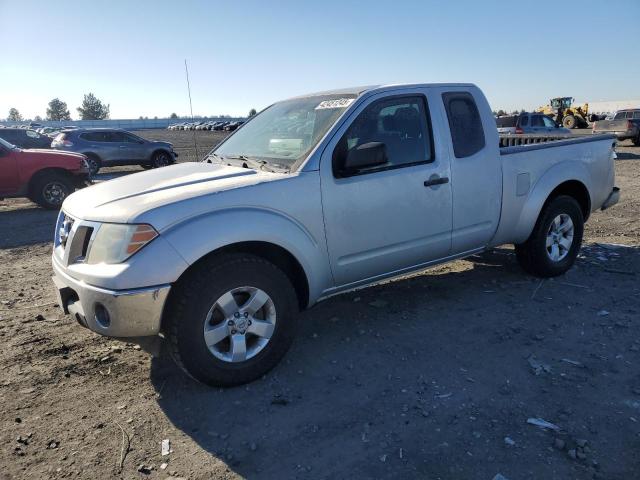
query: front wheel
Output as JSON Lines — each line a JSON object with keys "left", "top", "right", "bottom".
{"left": 562, "top": 115, "right": 577, "bottom": 129}
{"left": 165, "top": 253, "right": 298, "bottom": 386}
{"left": 30, "top": 173, "right": 74, "bottom": 210}
{"left": 515, "top": 195, "right": 584, "bottom": 277}
{"left": 152, "top": 151, "right": 172, "bottom": 168}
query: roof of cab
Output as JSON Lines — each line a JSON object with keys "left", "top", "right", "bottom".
{"left": 290, "top": 83, "right": 477, "bottom": 99}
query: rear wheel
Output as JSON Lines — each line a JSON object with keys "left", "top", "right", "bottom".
{"left": 30, "top": 172, "right": 74, "bottom": 210}
{"left": 633, "top": 134, "right": 640, "bottom": 146}
{"left": 84, "top": 154, "right": 101, "bottom": 175}
{"left": 515, "top": 195, "right": 584, "bottom": 277}
{"left": 562, "top": 115, "right": 577, "bottom": 129}
{"left": 165, "top": 253, "right": 298, "bottom": 386}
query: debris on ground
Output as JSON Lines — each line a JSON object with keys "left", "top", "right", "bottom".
{"left": 527, "top": 417, "right": 560, "bottom": 431}
{"left": 527, "top": 355, "right": 551, "bottom": 375}
{"left": 161, "top": 439, "right": 171, "bottom": 456}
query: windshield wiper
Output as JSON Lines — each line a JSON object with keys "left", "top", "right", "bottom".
{"left": 223, "top": 155, "right": 289, "bottom": 173}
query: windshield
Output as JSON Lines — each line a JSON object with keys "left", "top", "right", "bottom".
{"left": 210, "top": 94, "right": 357, "bottom": 170}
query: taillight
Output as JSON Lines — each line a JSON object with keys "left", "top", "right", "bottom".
{"left": 61, "top": 140, "right": 74, "bottom": 147}
{"left": 515, "top": 127, "right": 524, "bottom": 134}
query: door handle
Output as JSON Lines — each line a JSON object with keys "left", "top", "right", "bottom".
{"left": 119, "top": 145, "right": 127, "bottom": 148}
{"left": 424, "top": 176, "right": 449, "bottom": 187}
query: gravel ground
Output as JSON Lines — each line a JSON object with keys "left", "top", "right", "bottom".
{"left": 0, "top": 131, "right": 639, "bottom": 480}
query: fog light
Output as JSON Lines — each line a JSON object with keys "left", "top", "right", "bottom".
{"left": 94, "top": 303, "right": 111, "bottom": 328}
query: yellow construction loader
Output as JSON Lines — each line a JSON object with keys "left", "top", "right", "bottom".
{"left": 536, "top": 97, "right": 590, "bottom": 129}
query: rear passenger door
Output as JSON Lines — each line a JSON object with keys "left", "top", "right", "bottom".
{"left": 438, "top": 88, "right": 502, "bottom": 253}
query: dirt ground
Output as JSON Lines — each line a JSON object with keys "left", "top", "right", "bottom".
{"left": 1, "top": 130, "right": 639, "bottom": 480}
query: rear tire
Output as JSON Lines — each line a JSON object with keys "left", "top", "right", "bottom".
{"left": 633, "top": 134, "right": 640, "bottom": 146}
{"left": 514, "top": 195, "right": 584, "bottom": 277}
{"left": 30, "top": 172, "right": 74, "bottom": 210}
{"left": 164, "top": 253, "right": 299, "bottom": 387}
{"left": 84, "top": 154, "right": 101, "bottom": 175}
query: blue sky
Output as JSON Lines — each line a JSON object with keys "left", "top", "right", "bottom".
{"left": 1, "top": 0, "right": 638, "bottom": 119}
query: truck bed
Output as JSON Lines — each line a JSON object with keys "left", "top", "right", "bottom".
{"left": 491, "top": 133, "right": 616, "bottom": 247}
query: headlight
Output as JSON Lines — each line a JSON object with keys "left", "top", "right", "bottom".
{"left": 86, "top": 223, "right": 158, "bottom": 264}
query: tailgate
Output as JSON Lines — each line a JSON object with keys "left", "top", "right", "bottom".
{"left": 593, "top": 119, "right": 630, "bottom": 132}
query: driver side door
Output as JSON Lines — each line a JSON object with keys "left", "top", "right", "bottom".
{"left": 122, "top": 133, "right": 148, "bottom": 161}
{"left": 319, "top": 89, "right": 453, "bottom": 288}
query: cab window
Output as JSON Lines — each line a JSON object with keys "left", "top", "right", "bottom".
{"left": 332, "top": 95, "right": 433, "bottom": 177}
{"left": 442, "top": 92, "right": 486, "bottom": 158}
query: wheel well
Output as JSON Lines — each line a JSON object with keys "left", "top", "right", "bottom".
{"left": 82, "top": 152, "right": 102, "bottom": 163}
{"left": 177, "top": 241, "right": 310, "bottom": 310}
{"left": 28, "top": 168, "right": 73, "bottom": 195}
{"left": 151, "top": 148, "right": 172, "bottom": 160}
{"left": 545, "top": 180, "right": 591, "bottom": 221}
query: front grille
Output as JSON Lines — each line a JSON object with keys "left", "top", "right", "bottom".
{"left": 67, "top": 226, "right": 94, "bottom": 263}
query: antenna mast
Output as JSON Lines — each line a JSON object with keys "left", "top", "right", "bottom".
{"left": 184, "top": 59, "right": 199, "bottom": 160}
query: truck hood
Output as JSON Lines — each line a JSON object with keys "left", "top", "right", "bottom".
{"left": 62, "top": 162, "right": 285, "bottom": 225}
{"left": 20, "top": 148, "right": 86, "bottom": 160}
{"left": 17, "top": 148, "right": 87, "bottom": 170}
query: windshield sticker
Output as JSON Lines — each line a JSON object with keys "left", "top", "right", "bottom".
{"left": 315, "top": 98, "right": 355, "bottom": 110}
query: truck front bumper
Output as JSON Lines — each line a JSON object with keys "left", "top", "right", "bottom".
{"left": 601, "top": 187, "right": 620, "bottom": 211}
{"left": 52, "top": 258, "right": 171, "bottom": 338}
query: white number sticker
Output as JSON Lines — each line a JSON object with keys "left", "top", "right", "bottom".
{"left": 315, "top": 98, "right": 354, "bottom": 110}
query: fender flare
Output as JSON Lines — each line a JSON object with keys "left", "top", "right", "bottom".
{"left": 513, "top": 160, "right": 591, "bottom": 244}
{"left": 161, "top": 206, "right": 329, "bottom": 303}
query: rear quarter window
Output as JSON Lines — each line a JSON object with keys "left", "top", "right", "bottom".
{"left": 442, "top": 92, "right": 486, "bottom": 158}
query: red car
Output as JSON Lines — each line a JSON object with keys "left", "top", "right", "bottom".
{"left": 0, "top": 137, "right": 90, "bottom": 209}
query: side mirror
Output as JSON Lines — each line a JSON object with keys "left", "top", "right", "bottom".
{"left": 342, "top": 142, "right": 388, "bottom": 174}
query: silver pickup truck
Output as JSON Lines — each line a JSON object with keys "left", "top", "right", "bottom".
{"left": 592, "top": 109, "right": 640, "bottom": 145}
{"left": 52, "top": 83, "right": 620, "bottom": 386}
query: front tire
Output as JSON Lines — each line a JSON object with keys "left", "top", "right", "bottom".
{"left": 164, "top": 253, "right": 298, "bottom": 387}
{"left": 562, "top": 115, "right": 577, "bottom": 129}
{"left": 30, "top": 173, "right": 74, "bottom": 210}
{"left": 151, "top": 151, "right": 172, "bottom": 168}
{"left": 515, "top": 195, "right": 584, "bottom": 277}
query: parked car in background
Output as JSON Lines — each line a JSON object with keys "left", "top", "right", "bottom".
{"left": 0, "top": 137, "right": 89, "bottom": 209}
{"left": 51, "top": 128, "right": 177, "bottom": 175}
{"left": 223, "top": 121, "right": 244, "bottom": 131}
{"left": 212, "top": 121, "right": 228, "bottom": 131}
{"left": 51, "top": 83, "right": 619, "bottom": 386}
{"left": 0, "top": 128, "right": 53, "bottom": 149}
{"left": 496, "top": 113, "right": 571, "bottom": 135}
{"left": 592, "top": 109, "right": 640, "bottom": 145}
